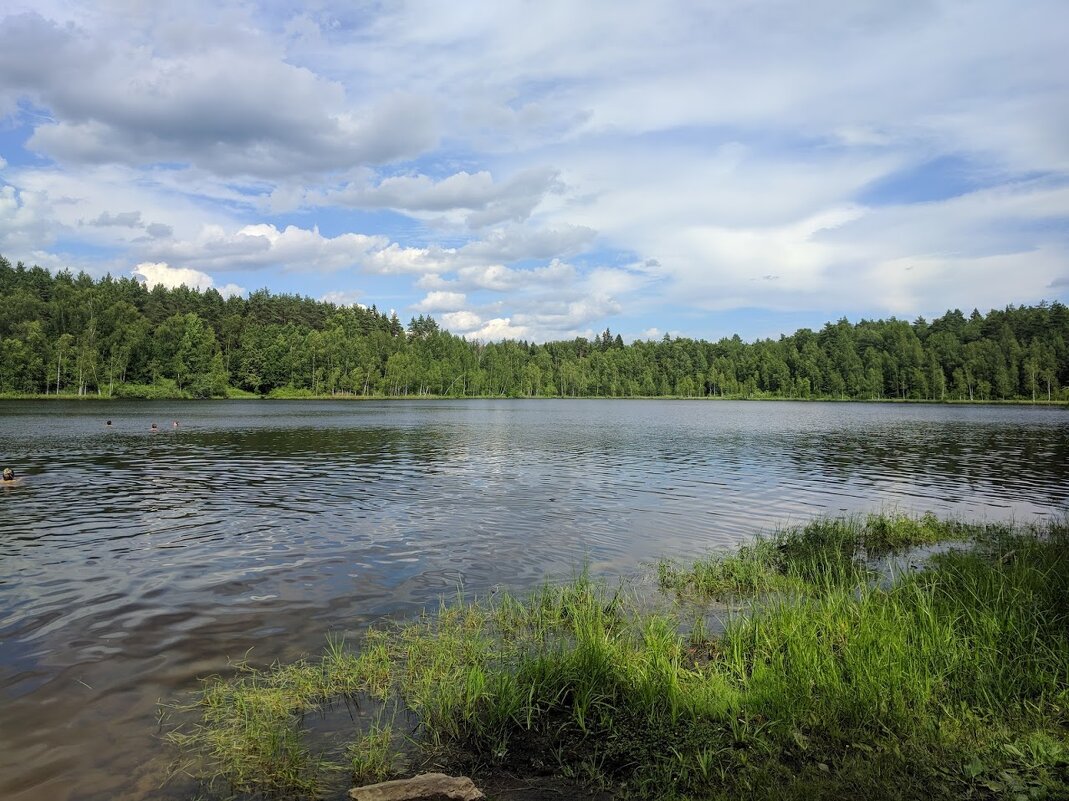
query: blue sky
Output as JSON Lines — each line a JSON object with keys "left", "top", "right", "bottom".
{"left": 1, "top": 1, "right": 1067, "bottom": 343}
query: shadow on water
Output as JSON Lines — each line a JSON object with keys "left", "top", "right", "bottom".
{"left": 0, "top": 399, "right": 1067, "bottom": 800}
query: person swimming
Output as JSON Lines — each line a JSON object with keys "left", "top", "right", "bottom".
{"left": 150, "top": 423, "right": 158, "bottom": 432}
{"left": 2, "top": 468, "right": 15, "bottom": 482}
{"left": 172, "top": 420, "right": 179, "bottom": 429}
{"left": 106, "top": 420, "right": 113, "bottom": 427}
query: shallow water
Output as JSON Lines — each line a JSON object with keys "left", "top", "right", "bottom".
{"left": 1, "top": 399, "right": 1067, "bottom": 800}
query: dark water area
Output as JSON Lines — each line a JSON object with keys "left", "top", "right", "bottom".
{"left": 1, "top": 399, "right": 1067, "bottom": 800}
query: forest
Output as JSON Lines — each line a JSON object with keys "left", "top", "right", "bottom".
{"left": 0, "top": 254, "right": 1066, "bottom": 402}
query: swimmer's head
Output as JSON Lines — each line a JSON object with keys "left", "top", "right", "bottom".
{"left": 2, "top": 468, "right": 14, "bottom": 481}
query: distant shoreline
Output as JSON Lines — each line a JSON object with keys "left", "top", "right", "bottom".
{"left": 1, "top": 391, "right": 1066, "bottom": 408}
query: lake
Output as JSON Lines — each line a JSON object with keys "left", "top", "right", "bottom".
{"left": 1, "top": 399, "right": 1067, "bottom": 800}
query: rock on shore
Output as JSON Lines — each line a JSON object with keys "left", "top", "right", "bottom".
{"left": 349, "top": 772, "right": 485, "bottom": 801}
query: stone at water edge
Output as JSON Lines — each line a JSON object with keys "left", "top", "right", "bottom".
{"left": 349, "top": 772, "right": 485, "bottom": 801}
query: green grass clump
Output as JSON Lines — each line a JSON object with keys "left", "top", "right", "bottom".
{"left": 163, "top": 637, "right": 404, "bottom": 797}
{"left": 348, "top": 722, "right": 399, "bottom": 784}
{"left": 167, "top": 515, "right": 1069, "bottom": 800}
{"left": 265, "top": 386, "right": 320, "bottom": 399}
{"left": 224, "top": 386, "right": 261, "bottom": 399}
{"left": 657, "top": 512, "right": 966, "bottom": 598}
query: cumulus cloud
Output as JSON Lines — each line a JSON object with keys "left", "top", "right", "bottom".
{"left": 134, "top": 220, "right": 597, "bottom": 282}
{"left": 426, "top": 258, "right": 651, "bottom": 341}
{"left": 512, "top": 295, "right": 623, "bottom": 333}
{"left": 454, "top": 259, "right": 576, "bottom": 291}
{"left": 143, "top": 223, "right": 392, "bottom": 273}
{"left": 635, "top": 180, "right": 1069, "bottom": 316}
{"left": 325, "top": 166, "right": 562, "bottom": 227}
{"left": 467, "top": 317, "right": 530, "bottom": 341}
{"left": 320, "top": 290, "right": 365, "bottom": 307}
{"left": 1, "top": 12, "right": 437, "bottom": 178}
{"left": 361, "top": 243, "right": 455, "bottom": 275}
{"left": 440, "top": 310, "right": 484, "bottom": 332}
{"left": 414, "top": 291, "right": 467, "bottom": 312}
{"left": 132, "top": 261, "right": 245, "bottom": 297}
{"left": 459, "top": 225, "right": 596, "bottom": 263}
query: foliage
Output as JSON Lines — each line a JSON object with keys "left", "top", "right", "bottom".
{"left": 111, "top": 379, "right": 191, "bottom": 400}
{"left": 166, "top": 515, "right": 1069, "bottom": 800}
{"left": 2, "top": 254, "right": 1068, "bottom": 401}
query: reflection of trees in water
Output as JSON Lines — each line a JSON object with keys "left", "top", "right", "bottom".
{"left": 190, "top": 425, "right": 462, "bottom": 467}
{"left": 781, "top": 423, "right": 1069, "bottom": 506}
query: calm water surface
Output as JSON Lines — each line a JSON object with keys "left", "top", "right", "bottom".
{"left": 1, "top": 399, "right": 1067, "bottom": 800}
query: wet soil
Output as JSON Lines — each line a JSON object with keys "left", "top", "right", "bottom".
{"left": 477, "top": 775, "right": 617, "bottom": 800}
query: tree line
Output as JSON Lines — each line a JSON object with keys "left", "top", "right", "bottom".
{"left": 0, "top": 255, "right": 1066, "bottom": 402}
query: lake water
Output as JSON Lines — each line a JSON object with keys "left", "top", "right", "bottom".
{"left": 1, "top": 399, "right": 1067, "bottom": 800}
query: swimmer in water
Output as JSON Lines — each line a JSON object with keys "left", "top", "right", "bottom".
{"left": 150, "top": 422, "right": 159, "bottom": 432}
{"left": 106, "top": 420, "right": 113, "bottom": 427}
{"left": 172, "top": 420, "right": 179, "bottom": 429}
{"left": 1, "top": 468, "right": 18, "bottom": 484}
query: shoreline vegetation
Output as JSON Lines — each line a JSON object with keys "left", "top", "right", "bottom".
{"left": 2, "top": 257, "right": 1068, "bottom": 405}
{"left": 164, "top": 514, "right": 1069, "bottom": 800}
{"left": 3, "top": 389, "right": 1068, "bottom": 407}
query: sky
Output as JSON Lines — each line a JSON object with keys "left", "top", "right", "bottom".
{"left": 1, "top": 1, "right": 1067, "bottom": 343}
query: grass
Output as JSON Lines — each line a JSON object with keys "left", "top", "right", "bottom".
{"left": 165, "top": 514, "right": 1069, "bottom": 800}
{"left": 655, "top": 512, "right": 967, "bottom": 597}
{"left": 225, "top": 386, "right": 261, "bottom": 399}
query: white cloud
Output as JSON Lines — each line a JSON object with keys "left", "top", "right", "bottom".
{"left": 361, "top": 243, "right": 455, "bottom": 275}
{"left": 132, "top": 261, "right": 245, "bottom": 297}
{"left": 144, "top": 223, "right": 390, "bottom": 273}
{"left": 126, "top": 220, "right": 600, "bottom": 283}
{"left": 414, "top": 291, "right": 467, "bottom": 312}
{"left": 440, "top": 310, "right": 483, "bottom": 331}
{"left": 857, "top": 249, "right": 1068, "bottom": 318}
{"left": 452, "top": 259, "right": 575, "bottom": 291}
{"left": 1, "top": 162, "right": 225, "bottom": 256}
{"left": 323, "top": 166, "right": 562, "bottom": 227}
{"left": 0, "top": 183, "right": 56, "bottom": 254}
{"left": 320, "top": 290, "right": 365, "bottom": 307}
{"left": 458, "top": 225, "right": 596, "bottom": 263}
{"left": 1, "top": 12, "right": 438, "bottom": 178}
{"left": 415, "top": 273, "right": 457, "bottom": 290}
{"left": 468, "top": 317, "right": 530, "bottom": 341}
{"left": 424, "top": 257, "right": 650, "bottom": 342}
{"left": 454, "top": 264, "right": 516, "bottom": 291}
{"left": 513, "top": 295, "right": 623, "bottom": 332}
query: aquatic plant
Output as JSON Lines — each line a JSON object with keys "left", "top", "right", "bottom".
{"left": 656, "top": 512, "right": 967, "bottom": 597}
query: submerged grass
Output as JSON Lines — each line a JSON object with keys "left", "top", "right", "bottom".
{"left": 656, "top": 512, "right": 967, "bottom": 597}
{"left": 166, "top": 514, "right": 1069, "bottom": 800}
